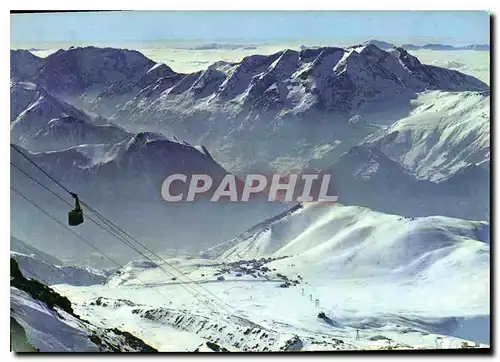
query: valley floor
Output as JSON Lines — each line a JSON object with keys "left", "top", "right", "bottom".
{"left": 52, "top": 257, "right": 490, "bottom": 351}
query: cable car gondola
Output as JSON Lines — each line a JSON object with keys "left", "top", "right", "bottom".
{"left": 68, "top": 192, "right": 84, "bottom": 226}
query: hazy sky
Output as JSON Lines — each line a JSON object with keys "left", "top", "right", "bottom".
{"left": 11, "top": 11, "right": 490, "bottom": 46}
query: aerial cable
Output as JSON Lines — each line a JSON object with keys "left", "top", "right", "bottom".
{"left": 11, "top": 159, "right": 237, "bottom": 316}
{"left": 10, "top": 186, "right": 174, "bottom": 305}
{"left": 10, "top": 146, "right": 239, "bottom": 314}
{"left": 83, "top": 203, "right": 238, "bottom": 313}
{"left": 11, "top": 186, "right": 119, "bottom": 268}
{"left": 11, "top": 144, "right": 73, "bottom": 194}
{"left": 11, "top": 161, "right": 168, "bottom": 264}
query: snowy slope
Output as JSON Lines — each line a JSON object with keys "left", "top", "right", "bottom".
{"left": 364, "top": 90, "right": 490, "bottom": 182}
{"left": 10, "top": 81, "right": 116, "bottom": 151}
{"left": 107, "top": 44, "right": 487, "bottom": 123}
{"left": 51, "top": 202, "right": 489, "bottom": 351}
{"left": 11, "top": 81, "right": 42, "bottom": 121}
{"left": 90, "top": 62, "right": 178, "bottom": 117}
{"left": 325, "top": 143, "right": 488, "bottom": 221}
{"left": 36, "top": 276, "right": 493, "bottom": 351}
{"left": 204, "top": 203, "right": 489, "bottom": 277}
{"left": 12, "top": 287, "right": 101, "bottom": 352}
{"left": 199, "top": 203, "right": 489, "bottom": 344}
{"left": 30, "top": 116, "right": 131, "bottom": 152}
{"left": 11, "top": 251, "right": 110, "bottom": 286}
{"left": 10, "top": 258, "right": 157, "bottom": 352}
{"left": 200, "top": 202, "right": 489, "bottom": 336}
{"left": 11, "top": 82, "right": 103, "bottom": 123}
{"left": 11, "top": 286, "right": 159, "bottom": 352}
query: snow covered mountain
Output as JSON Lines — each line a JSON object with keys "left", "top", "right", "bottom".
{"left": 10, "top": 81, "right": 120, "bottom": 151}
{"left": 10, "top": 258, "right": 157, "bottom": 352}
{"left": 11, "top": 233, "right": 112, "bottom": 287}
{"left": 96, "top": 45, "right": 488, "bottom": 174}
{"left": 10, "top": 44, "right": 490, "bottom": 265}
{"left": 102, "top": 44, "right": 487, "bottom": 120}
{"left": 10, "top": 134, "right": 286, "bottom": 266}
{"left": 203, "top": 202, "right": 489, "bottom": 271}
{"left": 199, "top": 203, "right": 489, "bottom": 342}
{"left": 401, "top": 43, "right": 490, "bottom": 51}
{"left": 9, "top": 44, "right": 491, "bottom": 350}
{"left": 30, "top": 116, "right": 131, "bottom": 152}
{"left": 11, "top": 46, "right": 489, "bottom": 175}
{"left": 44, "top": 203, "right": 490, "bottom": 351}
{"left": 30, "top": 47, "right": 158, "bottom": 99}
{"left": 90, "top": 62, "right": 179, "bottom": 116}
{"left": 364, "top": 90, "right": 490, "bottom": 182}
{"left": 360, "top": 39, "right": 397, "bottom": 50}
{"left": 11, "top": 236, "right": 62, "bottom": 266}
{"left": 11, "top": 251, "right": 110, "bottom": 287}
{"left": 326, "top": 143, "right": 488, "bottom": 221}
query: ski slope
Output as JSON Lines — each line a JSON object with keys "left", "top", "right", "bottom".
{"left": 51, "top": 203, "right": 490, "bottom": 351}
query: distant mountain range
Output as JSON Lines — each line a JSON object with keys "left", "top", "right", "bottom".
{"left": 9, "top": 43, "right": 490, "bottom": 265}
{"left": 362, "top": 39, "right": 490, "bottom": 51}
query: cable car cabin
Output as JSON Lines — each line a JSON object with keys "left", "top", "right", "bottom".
{"left": 68, "top": 192, "right": 84, "bottom": 226}
{"left": 68, "top": 208, "right": 84, "bottom": 226}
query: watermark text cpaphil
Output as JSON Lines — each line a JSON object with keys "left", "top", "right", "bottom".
{"left": 161, "top": 173, "right": 338, "bottom": 203}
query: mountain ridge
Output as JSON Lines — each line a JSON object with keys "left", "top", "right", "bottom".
{"left": 9, "top": 43, "right": 490, "bottom": 263}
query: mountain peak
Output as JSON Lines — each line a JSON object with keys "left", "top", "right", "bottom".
{"left": 32, "top": 46, "right": 157, "bottom": 95}
{"left": 119, "top": 132, "right": 216, "bottom": 162}
{"left": 30, "top": 115, "right": 131, "bottom": 152}
{"left": 126, "top": 131, "right": 168, "bottom": 148}
{"left": 358, "top": 43, "right": 391, "bottom": 59}
{"left": 332, "top": 144, "right": 415, "bottom": 183}
{"left": 362, "top": 39, "right": 396, "bottom": 49}
{"left": 10, "top": 49, "right": 46, "bottom": 81}
{"left": 390, "top": 47, "right": 423, "bottom": 68}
